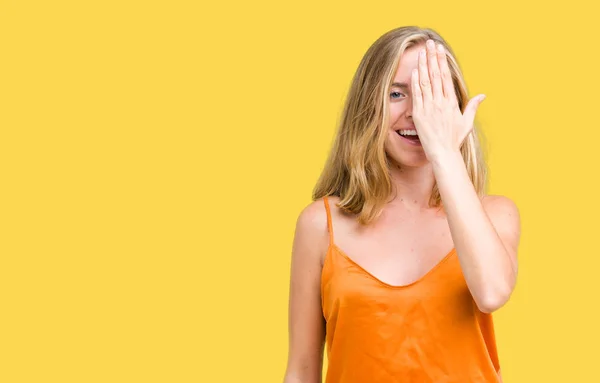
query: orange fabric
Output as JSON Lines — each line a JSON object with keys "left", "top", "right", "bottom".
{"left": 321, "top": 196, "right": 501, "bottom": 382}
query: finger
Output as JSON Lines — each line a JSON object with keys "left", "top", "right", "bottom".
{"left": 463, "top": 94, "right": 486, "bottom": 129}
{"left": 412, "top": 68, "right": 423, "bottom": 111}
{"left": 418, "top": 48, "right": 432, "bottom": 106}
{"left": 436, "top": 44, "right": 456, "bottom": 104}
{"left": 426, "top": 40, "right": 443, "bottom": 102}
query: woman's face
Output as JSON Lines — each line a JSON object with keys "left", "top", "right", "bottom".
{"left": 384, "top": 43, "right": 429, "bottom": 168}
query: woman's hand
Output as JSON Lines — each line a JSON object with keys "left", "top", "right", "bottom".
{"left": 411, "top": 39, "right": 485, "bottom": 163}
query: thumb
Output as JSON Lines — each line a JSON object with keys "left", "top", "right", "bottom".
{"left": 463, "top": 94, "right": 486, "bottom": 125}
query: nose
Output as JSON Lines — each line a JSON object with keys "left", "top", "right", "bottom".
{"left": 405, "top": 96, "right": 413, "bottom": 119}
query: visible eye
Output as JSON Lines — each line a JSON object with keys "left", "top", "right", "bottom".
{"left": 390, "top": 91, "right": 406, "bottom": 100}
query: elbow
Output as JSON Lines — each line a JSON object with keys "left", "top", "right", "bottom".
{"left": 283, "top": 372, "right": 319, "bottom": 383}
{"left": 475, "top": 285, "right": 513, "bottom": 314}
{"left": 283, "top": 359, "right": 322, "bottom": 383}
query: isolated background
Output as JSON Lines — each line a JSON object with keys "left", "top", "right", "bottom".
{"left": 1, "top": 0, "right": 598, "bottom": 381}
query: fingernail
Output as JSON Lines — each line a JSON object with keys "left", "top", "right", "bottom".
{"left": 437, "top": 44, "right": 444, "bottom": 53}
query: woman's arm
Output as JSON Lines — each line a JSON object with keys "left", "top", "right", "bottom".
{"left": 411, "top": 40, "right": 521, "bottom": 314}
{"left": 283, "top": 201, "right": 328, "bottom": 383}
{"left": 433, "top": 152, "right": 521, "bottom": 313}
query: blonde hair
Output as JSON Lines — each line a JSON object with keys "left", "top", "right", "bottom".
{"left": 312, "top": 26, "right": 487, "bottom": 225}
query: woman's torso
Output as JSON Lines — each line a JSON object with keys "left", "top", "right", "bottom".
{"left": 320, "top": 196, "right": 501, "bottom": 382}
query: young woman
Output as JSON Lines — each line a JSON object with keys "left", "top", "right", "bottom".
{"left": 283, "top": 26, "right": 520, "bottom": 382}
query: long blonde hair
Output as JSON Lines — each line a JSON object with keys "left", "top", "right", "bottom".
{"left": 312, "top": 26, "right": 487, "bottom": 225}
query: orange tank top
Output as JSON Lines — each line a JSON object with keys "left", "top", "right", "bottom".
{"left": 321, "top": 196, "right": 502, "bottom": 382}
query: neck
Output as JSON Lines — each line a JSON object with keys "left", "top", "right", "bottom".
{"left": 387, "top": 162, "right": 436, "bottom": 210}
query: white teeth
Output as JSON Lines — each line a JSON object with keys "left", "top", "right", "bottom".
{"left": 398, "top": 129, "right": 418, "bottom": 136}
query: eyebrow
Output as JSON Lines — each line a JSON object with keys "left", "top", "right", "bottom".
{"left": 391, "top": 82, "right": 410, "bottom": 89}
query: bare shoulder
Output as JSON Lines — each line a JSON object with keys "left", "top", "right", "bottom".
{"left": 482, "top": 194, "right": 520, "bottom": 222}
{"left": 295, "top": 197, "right": 330, "bottom": 235}
{"left": 482, "top": 194, "right": 521, "bottom": 252}
{"left": 293, "top": 197, "right": 331, "bottom": 266}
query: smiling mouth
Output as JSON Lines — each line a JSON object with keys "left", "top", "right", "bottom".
{"left": 396, "top": 130, "right": 420, "bottom": 143}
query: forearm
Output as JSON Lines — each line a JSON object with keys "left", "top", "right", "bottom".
{"left": 432, "top": 151, "right": 516, "bottom": 313}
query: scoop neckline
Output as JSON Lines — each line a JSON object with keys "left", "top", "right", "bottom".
{"left": 327, "top": 243, "right": 457, "bottom": 289}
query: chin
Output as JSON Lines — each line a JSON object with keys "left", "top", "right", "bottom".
{"left": 384, "top": 133, "right": 430, "bottom": 168}
{"left": 385, "top": 149, "right": 430, "bottom": 169}
{"left": 396, "top": 157, "right": 430, "bottom": 168}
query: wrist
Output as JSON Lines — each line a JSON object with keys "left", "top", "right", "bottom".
{"left": 429, "top": 149, "right": 464, "bottom": 170}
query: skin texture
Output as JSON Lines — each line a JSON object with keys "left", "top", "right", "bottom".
{"left": 283, "top": 39, "right": 520, "bottom": 383}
